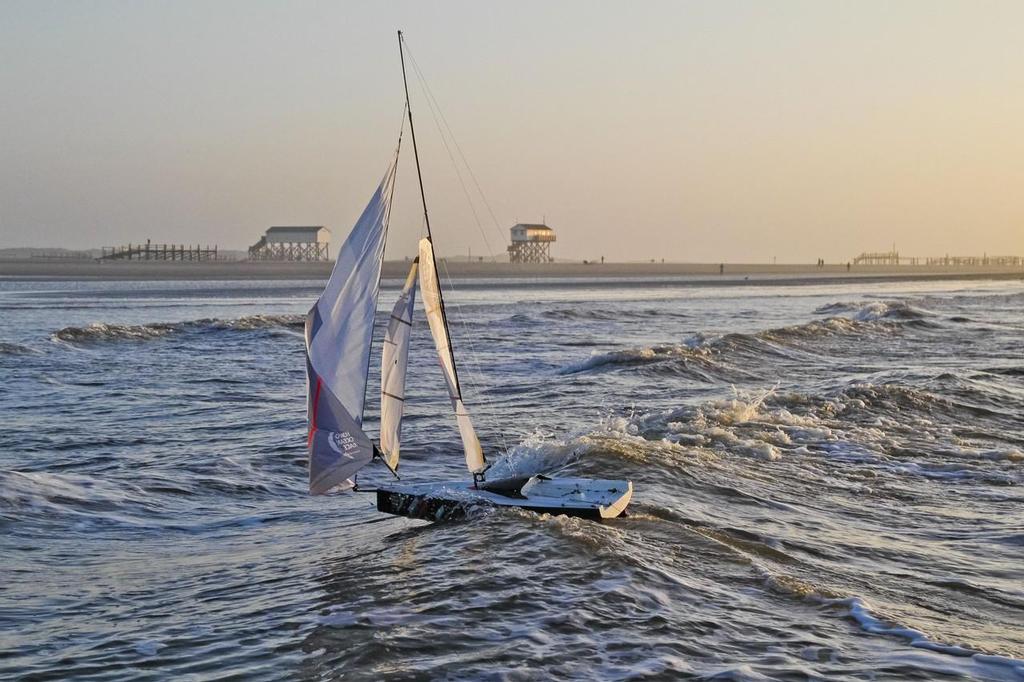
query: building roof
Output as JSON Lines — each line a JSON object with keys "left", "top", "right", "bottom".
{"left": 267, "top": 226, "right": 327, "bottom": 234}
{"left": 512, "top": 223, "right": 553, "bottom": 231}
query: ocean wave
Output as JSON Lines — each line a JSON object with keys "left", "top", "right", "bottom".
{"left": 542, "top": 389, "right": 830, "bottom": 468}
{"left": 648, "top": 388, "right": 826, "bottom": 463}
{"left": 0, "top": 341, "right": 41, "bottom": 355}
{"left": 814, "top": 300, "right": 933, "bottom": 322}
{"left": 855, "top": 301, "right": 933, "bottom": 321}
{"left": 755, "top": 301, "right": 943, "bottom": 342}
{"left": 480, "top": 431, "right": 582, "bottom": 480}
{"left": 550, "top": 381, "right": 1023, "bottom": 484}
{"left": 51, "top": 314, "right": 304, "bottom": 344}
{"left": 828, "top": 597, "right": 1024, "bottom": 665}
{"left": 985, "top": 366, "right": 1024, "bottom": 377}
{"left": 813, "top": 301, "right": 859, "bottom": 315}
{"left": 0, "top": 470, "right": 138, "bottom": 517}
{"left": 540, "top": 307, "right": 686, "bottom": 322}
{"left": 52, "top": 321, "right": 178, "bottom": 343}
{"left": 762, "top": 569, "right": 1024, "bottom": 676}
{"left": 502, "top": 392, "right": 802, "bottom": 470}
{"left": 558, "top": 333, "right": 784, "bottom": 380}
{"left": 833, "top": 381, "right": 1012, "bottom": 423}
{"left": 559, "top": 343, "right": 698, "bottom": 374}
{"left": 757, "top": 316, "right": 877, "bottom": 343}
{"left": 558, "top": 308, "right": 923, "bottom": 377}
{"left": 557, "top": 336, "right": 755, "bottom": 382}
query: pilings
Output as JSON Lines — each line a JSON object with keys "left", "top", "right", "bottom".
{"left": 100, "top": 241, "right": 219, "bottom": 261}
{"left": 247, "top": 241, "right": 329, "bottom": 261}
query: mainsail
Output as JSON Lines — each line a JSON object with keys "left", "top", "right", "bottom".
{"left": 305, "top": 158, "right": 399, "bottom": 494}
{"left": 379, "top": 259, "right": 419, "bottom": 470}
{"left": 418, "top": 238, "right": 486, "bottom": 473}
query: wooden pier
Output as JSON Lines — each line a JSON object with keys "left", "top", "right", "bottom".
{"left": 853, "top": 250, "right": 919, "bottom": 266}
{"left": 854, "top": 249, "right": 1021, "bottom": 268}
{"left": 925, "top": 255, "right": 1022, "bottom": 267}
{"left": 100, "top": 240, "right": 219, "bottom": 261}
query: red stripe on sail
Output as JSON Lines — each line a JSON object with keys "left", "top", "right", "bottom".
{"left": 308, "top": 377, "right": 322, "bottom": 446}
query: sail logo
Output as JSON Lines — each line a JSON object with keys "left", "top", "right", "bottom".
{"left": 330, "top": 431, "right": 359, "bottom": 455}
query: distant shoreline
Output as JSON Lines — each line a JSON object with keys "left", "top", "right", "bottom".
{"left": 1, "top": 258, "right": 1022, "bottom": 286}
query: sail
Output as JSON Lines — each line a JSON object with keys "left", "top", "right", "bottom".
{"left": 379, "top": 260, "right": 418, "bottom": 470}
{"left": 305, "top": 159, "right": 398, "bottom": 494}
{"left": 417, "top": 238, "right": 486, "bottom": 473}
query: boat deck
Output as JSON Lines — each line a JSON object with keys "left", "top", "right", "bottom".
{"left": 376, "top": 476, "right": 633, "bottom": 522}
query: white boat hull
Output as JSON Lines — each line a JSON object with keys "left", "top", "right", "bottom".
{"left": 376, "top": 475, "right": 633, "bottom": 522}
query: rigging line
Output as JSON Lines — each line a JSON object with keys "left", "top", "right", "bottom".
{"left": 402, "top": 39, "right": 509, "bottom": 254}
{"left": 407, "top": 62, "right": 495, "bottom": 259}
{"left": 438, "top": 258, "right": 511, "bottom": 456}
{"left": 398, "top": 30, "right": 466, "bottom": 400}
{"left": 405, "top": 44, "right": 508, "bottom": 252}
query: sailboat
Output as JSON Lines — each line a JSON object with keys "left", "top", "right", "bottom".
{"left": 303, "top": 31, "right": 632, "bottom": 522}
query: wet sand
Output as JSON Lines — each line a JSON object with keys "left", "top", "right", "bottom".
{"left": 1, "top": 258, "right": 1022, "bottom": 285}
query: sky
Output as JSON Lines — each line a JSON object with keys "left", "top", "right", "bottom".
{"left": 1, "top": 0, "right": 1022, "bottom": 262}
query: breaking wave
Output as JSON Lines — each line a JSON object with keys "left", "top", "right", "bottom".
{"left": 485, "top": 431, "right": 582, "bottom": 479}
{"left": 51, "top": 315, "right": 304, "bottom": 344}
{"left": 769, "top": 300, "right": 939, "bottom": 339}
{"left": 557, "top": 335, "right": 765, "bottom": 382}
{"left": 540, "top": 379, "right": 1024, "bottom": 484}
{"left": 560, "top": 341, "right": 703, "bottom": 374}
{"left": 813, "top": 300, "right": 933, "bottom": 321}
{"left": 560, "top": 299, "right": 947, "bottom": 377}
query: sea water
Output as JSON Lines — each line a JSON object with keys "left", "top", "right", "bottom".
{"left": 1, "top": 275, "right": 1022, "bottom": 680}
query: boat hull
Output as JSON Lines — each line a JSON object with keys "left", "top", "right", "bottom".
{"left": 376, "top": 476, "right": 632, "bottom": 522}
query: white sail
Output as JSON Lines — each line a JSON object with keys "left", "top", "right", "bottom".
{"left": 379, "top": 260, "right": 418, "bottom": 470}
{"left": 305, "top": 158, "right": 398, "bottom": 494}
{"left": 417, "top": 238, "right": 486, "bottom": 473}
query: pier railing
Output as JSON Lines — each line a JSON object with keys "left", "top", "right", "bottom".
{"left": 99, "top": 241, "right": 219, "bottom": 261}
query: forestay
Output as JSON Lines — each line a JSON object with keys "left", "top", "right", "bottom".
{"left": 305, "top": 159, "right": 398, "bottom": 494}
{"left": 380, "top": 259, "right": 418, "bottom": 470}
{"left": 417, "top": 238, "right": 486, "bottom": 473}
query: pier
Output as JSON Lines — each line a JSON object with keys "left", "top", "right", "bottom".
{"left": 100, "top": 240, "right": 219, "bottom": 261}
{"left": 853, "top": 250, "right": 919, "bottom": 266}
{"left": 854, "top": 250, "right": 1021, "bottom": 268}
{"left": 924, "top": 255, "right": 1022, "bottom": 267}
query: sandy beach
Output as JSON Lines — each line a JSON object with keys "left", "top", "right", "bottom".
{"left": 2, "top": 257, "right": 1022, "bottom": 285}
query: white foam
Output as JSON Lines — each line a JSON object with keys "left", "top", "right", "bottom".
{"left": 134, "top": 640, "right": 166, "bottom": 657}
{"left": 486, "top": 431, "right": 580, "bottom": 479}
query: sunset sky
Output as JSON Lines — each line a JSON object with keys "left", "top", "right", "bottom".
{"left": 2, "top": 1, "right": 1022, "bottom": 262}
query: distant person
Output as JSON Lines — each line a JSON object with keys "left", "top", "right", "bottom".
{"left": 719, "top": 263, "right": 724, "bottom": 275}
{"left": 601, "top": 256, "right": 605, "bottom": 264}
{"left": 846, "top": 262, "right": 851, "bottom": 272}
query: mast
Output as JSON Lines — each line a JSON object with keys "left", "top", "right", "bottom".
{"left": 397, "top": 30, "right": 465, "bottom": 398}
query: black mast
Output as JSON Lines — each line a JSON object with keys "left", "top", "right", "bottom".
{"left": 397, "top": 30, "right": 465, "bottom": 398}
